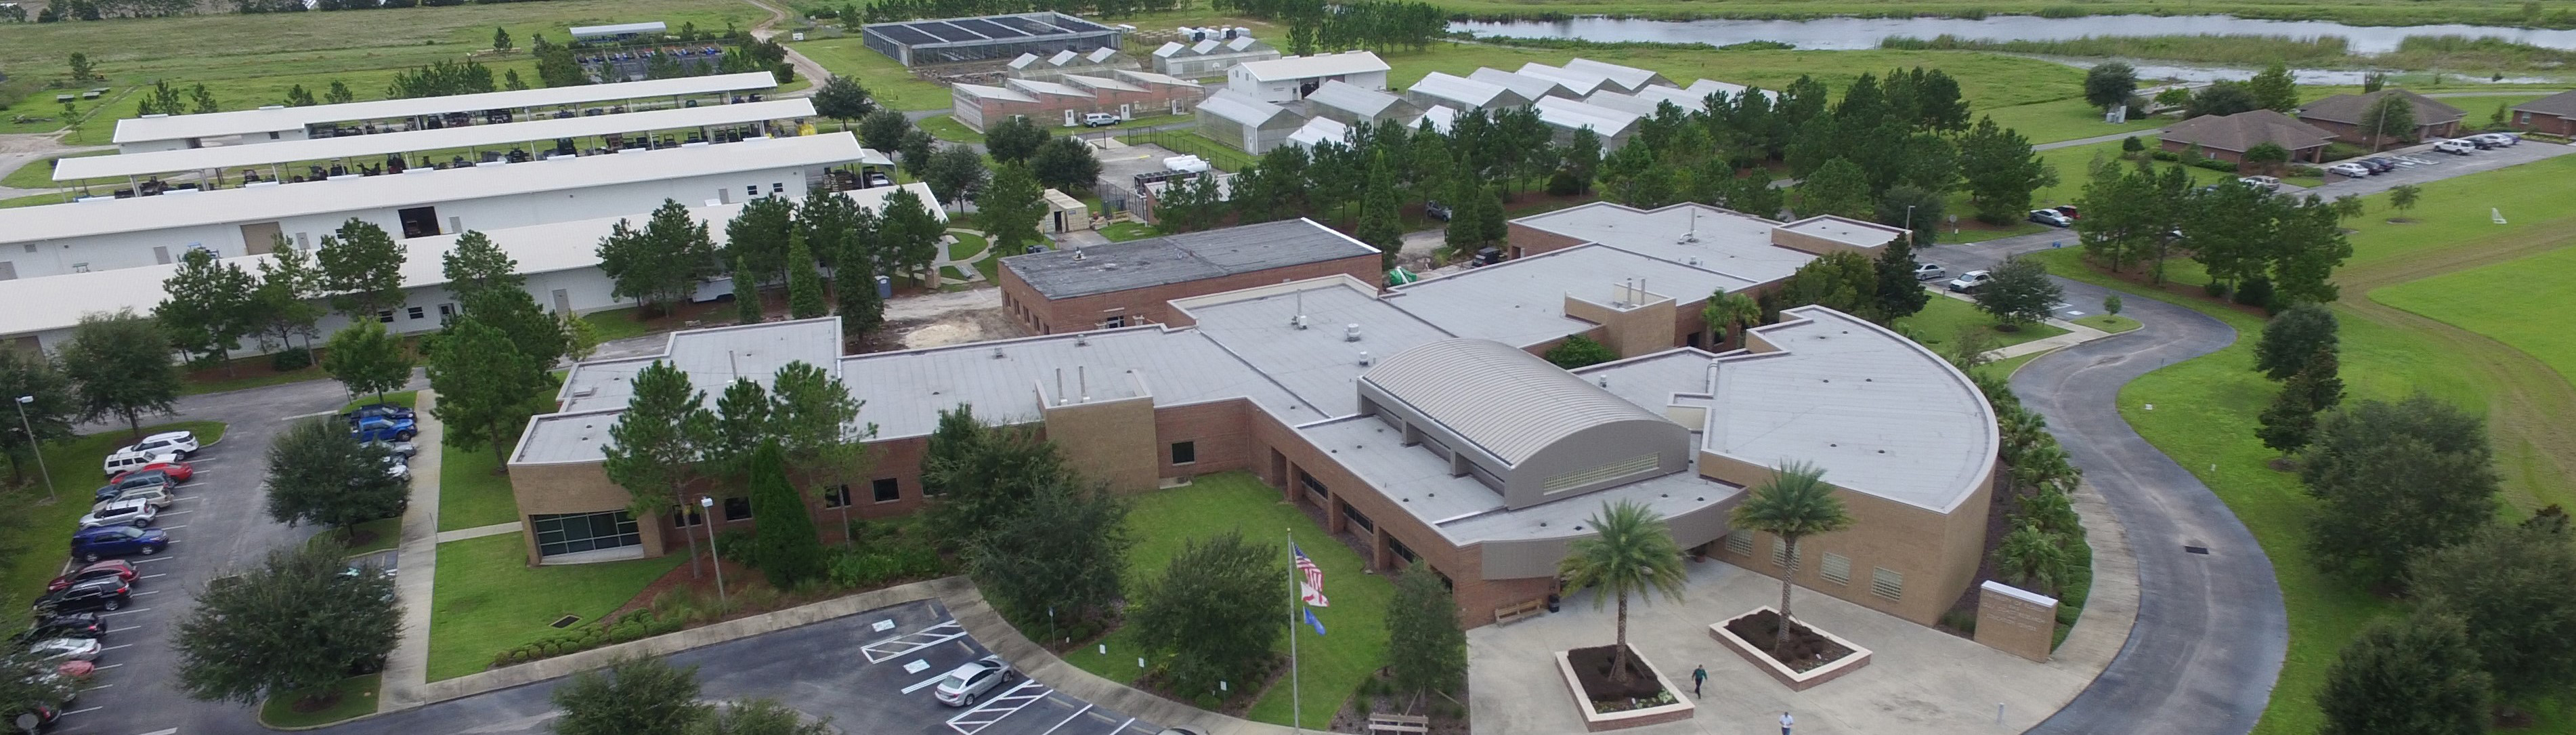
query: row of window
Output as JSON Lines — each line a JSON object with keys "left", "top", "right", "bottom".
{"left": 375, "top": 303, "right": 457, "bottom": 323}
{"left": 1725, "top": 532, "right": 1904, "bottom": 602}
{"left": 668, "top": 478, "right": 909, "bottom": 526}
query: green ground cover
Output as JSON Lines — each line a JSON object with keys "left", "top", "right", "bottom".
{"left": 916, "top": 114, "right": 982, "bottom": 142}
{"left": 2374, "top": 233, "right": 2576, "bottom": 384}
{"left": 783, "top": 38, "right": 953, "bottom": 110}
{"left": 1978, "top": 97, "right": 2168, "bottom": 144}
{"left": 437, "top": 442, "right": 522, "bottom": 532}
{"left": 2072, "top": 314, "right": 2141, "bottom": 333}
{"left": 945, "top": 231, "right": 987, "bottom": 261}
{"left": 426, "top": 532, "right": 683, "bottom": 681}
{"left": 2025, "top": 246, "right": 2576, "bottom": 733}
{"left": 0, "top": 0, "right": 765, "bottom": 141}
{"left": 1894, "top": 295, "right": 2069, "bottom": 350}
{"left": 1057, "top": 472, "right": 1394, "bottom": 728}
{"left": 258, "top": 673, "right": 381, "bottom": 728}
{"left": 0, "top": 421, "right": 227, "bottom": 625}
{"left": 579, "top": 307, "right": 658, "bottom": 343}
{"left": 328, "top": 516, "right": 403, "bottom": 556}
{"left": 1973, "top": 350, "right": 2044, "bottom": 380}
{"left": 1098, "top": 222, "right": 1155, "bottom": 242}
{"left": 2334, "top": 153, "right": 2576, "bottom": 268}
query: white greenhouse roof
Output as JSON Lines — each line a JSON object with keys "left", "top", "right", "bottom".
{"left": 1407, "top": 72, "right": 1525, "bottom": 110}
{"left": 112, "top": 72, "right": 778, "bottom": 144}
{"left": 1234, "top": 51, "right": 1388, "bottom": 82}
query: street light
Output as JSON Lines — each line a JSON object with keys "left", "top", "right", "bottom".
{"left": 14, "top": 396, "right": 53, "bottom": 501}
{"left": 700, "top": 495, "right": 726, "bottom": 606}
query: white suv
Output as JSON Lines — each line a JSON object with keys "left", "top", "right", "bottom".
{"left": 124, "top": 431, "right": 198, "bottom": 460}
{"left": 2432, "top": 139, "right": 2477, "bottom": 155}
{"left": 78, "top": 499, "right": 157, "bottom": 529}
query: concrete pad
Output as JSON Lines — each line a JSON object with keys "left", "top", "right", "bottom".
{"left": 379, "top": 390, "right": 447, "bottom": 712}
{"left": 1469, "top": 554, "right": 2117, "bottom": 735}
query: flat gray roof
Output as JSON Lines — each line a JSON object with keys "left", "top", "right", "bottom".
{"left": 112, "top": 72, "right": 778, "bottom": 144}
{"left": 1386, "top": 243, "right": 1755, "bottom": 348}
{"left": 1002, "top": 218, "right": 1377, "bottom": 299}
{"left": 1511, "top": 201, "right": 1841, "bottom": 283}
{"left": 1362, "top": 337, "right": 1667, "bottom": 466}
{"left": 1296, "top": 415, "right": 1739, "bottom": 546}
{"left": 1178, "top": 282, "right": 1455, "bottom": 417}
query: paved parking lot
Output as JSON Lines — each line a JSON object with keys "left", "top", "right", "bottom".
{"left": 302, "top": 600, "right": 1167, "bottom": 735}
{"left": 2287, "top": 138, "right": 2575, "bottom": 198}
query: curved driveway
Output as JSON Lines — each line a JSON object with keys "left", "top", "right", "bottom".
{"left": 1920, "top": 238, "right": 2289, "bottom": 734}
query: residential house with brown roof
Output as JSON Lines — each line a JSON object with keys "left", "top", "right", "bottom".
{"left": 2157, "top": 109, "right": 2338, "bottom": 164}
{"left": 2509, "top": 89, "right": 2576, "bottom": 136}
{"left": 2296, "top": 89, "right": 2466, "bottom": 146}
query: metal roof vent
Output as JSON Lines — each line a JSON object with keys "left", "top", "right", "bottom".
{"left": 1597, "top": 375, "right": 1609, "bottom": 388}
{"left": 991, "top": 347, "right": 1006, "bottom": 359}
{"left": 571, "top": 387, "right": 597, "bottom": 398}
{"left": 1291, "top": 314, "right": 1309, "bottom": 330}
{"left": 1344, "top": 324, "right": 1362, "bottom": 342}
{"left": 1357, "top": 351, "right": 1371, "bottom": 366}
{"left": 1075, "top": 335, "right": 1089, "bottom": 346}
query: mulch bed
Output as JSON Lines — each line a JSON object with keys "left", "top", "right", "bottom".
{"left": 1566, "top": 644, "right": 1667, "bottom": 703}
{"left": 603, "top": 551, "right": 759, "bottom": 622}
{"left": 1332, "top": 675, "right": 1471, "bottom": 735}
{"left": 1723, "top": 611, "right": 1856, "bottom": 674}
{"left": 290, "top": 693, "right": 344, "bottom": 713}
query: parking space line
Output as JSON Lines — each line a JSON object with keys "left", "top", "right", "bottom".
{"left": 139, "top": 574, "right": 166, "bottom": 580}
{"left": 99, "top": 644, "right": 133, "bottom": 652}
{"left": 131, "top": 729, "right": 179, "bottom": 735}
{"left": 902, "top": 669, "right": 951, "bottom": 694}
{"left": 1036, "top": 703, "right": 1093, "bottom": 735}
{"left": 945, "top": 679, "right": 1051, "bottom": 735}
{"left": 157, "top": 525, "right": 188, "bottom": 530}
{"left": 862, "top": 620, "right": 966, "bottom": 663}
{"left": 58, "top": 706, "right": 102, "bottom": 716}
{"left": 80, "top": 684, "right": 112, "bottom": 692}
{"left": 131, "top": 557, "right": 175, "bottom": 564}
{"left": 1109, "top": 716, "right": 1138, "bottom": 734}
{"left": 156, "top": 509, "right": 196, "bottom": 516}
{"left": 93, "top": 663, "right": 123, "bottom": 671}
{"left": 99, "top": 608, "right": 151, "bottom": 616}
{"left": 104, "top": 626, "right": 140, "bottom": 633}
{"left": 133, "top": 590, "right": 161, "bottom": 595}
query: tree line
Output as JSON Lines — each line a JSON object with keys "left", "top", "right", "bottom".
{"left": 851, "top": 0, "right": 1184, "bottom": 23}
{"left": 2072, "top": 152, "right": 2355, "bottom": 309}
{"left": 593, "top": 191, "right": 944, "bottom": 339}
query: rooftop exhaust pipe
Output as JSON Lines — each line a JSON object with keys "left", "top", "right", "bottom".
{"left": 1357, "top": 351, "right": 1371, "bottom": 366}
{"left": 1344, "top": 324, "right": 1362, "bottom": 342}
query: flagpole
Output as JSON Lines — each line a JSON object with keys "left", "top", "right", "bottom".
{"left": 1289, "top": 528, "right": 1303, "bottom": 734}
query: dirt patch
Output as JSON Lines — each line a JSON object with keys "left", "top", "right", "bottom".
{"left": 859, "top": 305, "right": 1025, "bottom": 354}
{"left": 604, "top": 552, "right": 758, "bottom": 623}
{"left": 1332, "top": 675, "right": 1471, "bottom": 735}
{"left": 1565, "top": 644, "right": 1667, "bottom": 704}
{"left": 1723, "top": 611, "right": 1857, "bottom": 674}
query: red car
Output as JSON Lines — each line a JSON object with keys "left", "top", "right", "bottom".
{"left": 46, "top": 560, "right": 137, "bottom": 592}
{"left": 110, "top": 461, "right": 192, "bottom": 484}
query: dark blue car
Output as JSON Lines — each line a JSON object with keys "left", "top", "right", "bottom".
{"left": 349, "top": 417, "right": 418, "bottom": 443}
{"left": 71, "top": 525, "right": 169, "bottom": 562}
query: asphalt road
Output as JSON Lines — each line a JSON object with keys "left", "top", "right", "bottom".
{"left": 1919, "top": 238, "right": 2290, "bottom": 735}
{"left": 45, "top": 377, "right": 404, "bottom": 735}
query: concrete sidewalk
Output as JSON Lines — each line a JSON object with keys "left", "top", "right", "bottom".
{"left": 433, "top": 522, "right": 520, "bottom": 543}
{"left": 377, "top": 390, "right": 447, "bottom": 712}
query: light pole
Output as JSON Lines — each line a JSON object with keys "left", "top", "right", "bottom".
{"left": 14, "top": 396, "right": 53, "bottom": 501}
{"left": 700, "top": 495, "right": 726, "bottom": 606}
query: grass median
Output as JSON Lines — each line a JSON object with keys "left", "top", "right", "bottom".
{"left": 426, "top": 533, "right": 683, "bottom": 681}
{"left": 437, "top": 442, "right": 522, "bottom": 532}
{"left": 1894, "top": 295, "right": 2069, "bottom": 350}
{"left": 0, "top": 421, "right": 227, "bottom": 626}
{"left": 1057, "top": 471, "right": 1394, "bottom": 728}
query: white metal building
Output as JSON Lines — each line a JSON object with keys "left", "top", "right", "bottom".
{"left": 109, "top": 72, "right": 779, "bottom": 154}
{"left": 1403, "top": 72, "right": 1531, "bottom": 112}
{"left": 1224, "top": 51, "right": 1389, "bottom": 103}
{"left": 0, "top": 133, "right": 870, "bottom": 282}
{"left": 1194, "top": 89, "right": 1301, "bottom": 154}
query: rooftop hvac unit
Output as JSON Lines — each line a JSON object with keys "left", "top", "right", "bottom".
{"left": 1291, "top": 314, "right": 1309, "bottom": 329}
{"left": 1358, "top": 351, "right": 1371, "bottom": 366}
{"left": 1344, "top": 324, "right": 1362, "bottom": 342}
{"left": 572, "top": 387, "right": 597, "bottom": 398}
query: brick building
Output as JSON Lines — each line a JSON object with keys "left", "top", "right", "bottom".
{"left": 2510, "top": 89, "right": 2576, "bottom": 136}
{"left": 949, "top": 70, "right": 1204, "bottom": 131}
{"left": 2296, "top": 89, "right": 2466, "bottom": 146}
{"left": 2155, "top": 109, "right": 2338, "bottom": 164}
{"left": 996, "top": 218, "right": 1383, "bottom": 334}
{"left": 507, "top": 203, "right": 1998, "bottom": 633}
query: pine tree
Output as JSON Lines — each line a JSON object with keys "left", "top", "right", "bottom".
{"left": 733, "top": 255, "right": 763, "bottom": 324}
{"left": 834, "top": 209, "right": 886, "bottom": 337}
{"left": 426, "top": 318, "right": 550, "bottom": 465}
{"left": 744, "top": 440, "right": 826, "bottom": 587}
{"left": 1354, "top": 152, "right": 1403, "bottom": 271}
{"left": 786, "top": 232, "right": 825, "bottom": 319}
{"left": 979, "top": 163, "right": 1045, "bottom": 255}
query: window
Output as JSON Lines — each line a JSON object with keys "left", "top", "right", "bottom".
{"left": 1820, "top": 553, "right": 1851, "bottom": 585}
{"left": 670, "top": 504, "right": 705, "bottom": 527}
{"left": 746, "top": 185, "right": 760, "bottom": 197}
{"left": 1724, "top": 532, "right": 1753, "bottom": 556}
{"left": 723, "top": 496, "right": 752, "bottom": 521}
{"left": 437, "top": 303, "right": 455, "bottom": 317}
{"left": 407, "top": 306, "right": 425, "bottom": 320}
{"left": 772, "top": 182, "right": 786, "bottom": 194}
{"left": 72, "top": 263, "right": 90, "bottom": 273}
{"left": 1340, "top": 501, "right": 1374, "bottom": 532}
{"left": 872, "top": 478, "right": 901, "bottom": 503}
{"left": 1770, "top": 539, "right": 1799, "bottom": 568}
{"left": 822, "top": 484, "right": 851, "bottom": 509}
{"left": 1171, "top": 441, "right": 1197, "bottom": 465}
{"left": 376, "top": 310, "right": 394, "bottom": 323}
{"left": 532, "top": 511, "right": 642, "bottom": 557}
{"left": 1870, "top": 567, "right": 1904, "bottom": 602}
{"left": 268, "top": 131, "right": 281, "bottom": 140}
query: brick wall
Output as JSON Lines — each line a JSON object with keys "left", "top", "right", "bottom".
{"left": 1001, "top": 252, "right": 1383, "bottom": 335}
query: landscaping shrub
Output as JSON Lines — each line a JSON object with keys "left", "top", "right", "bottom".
{"left": 714, "top": 528, "right": 755, "bottom": 566}
{"left": 2232, "top": 276, "right": 2275, "bottom": 310}
{"left": 2203, "top": 280, "right": 2233, "bottom": 299}
{"left": 2149, "top": 150, "right": 2181, "bottom": 162}
{"left": 270, "top": 347, "right": 314, "bottom": 372}
{"left": 1545, "top": 171, "right": 1583, "bottom": 196}
{"left": 2188, "top": 158, "right": 2240, "bottom": 173}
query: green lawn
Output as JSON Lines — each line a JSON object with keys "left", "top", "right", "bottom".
{"left": 2334, "top": 153, "right": 2576, "bottom": 269}
{"left": 0, "top": 191, "right": 72, "bottom": 209}
{"left": 2024, "top": 247, "right": 2576, "bottom": 733}
{"left": 1099, "top": 222, "right": 1156, "bottom": 242}
{"left": 1974, "top": 350, "right": 2046, "bottom": 380}
{"left": 1979, "top": 97, "right": 2168, "bottom": 144}
{"left": 916, "top": 114, "right": 982, "bottom": 143}
{"left": 437, "top": 442, "right": 522, "bottom": 532}
{"left": 0, "top": 421, "right": 227, "bottom": 626}
{"left": 2376, "top": 244, "right": 2576, "bottom": 385}
{"left": 340, "top": 390, "right": 418, "bottom": 415}
{"left": 427, "top": 533, "right": 683, "bottom": 681}
{"left": 578, "top": 307, "right": 660, "bottom": 343}
{"left": 329, "top": 516, "right": 404, "bottom": 556}
{"left": 0, "top": 0, "right": 764, "bottom": 142}
{"left": 1894, "top": 295, "right": 2069, "bottom": 350}
{"left": 1057, "top": 473, "right": 1394, "bottom": 728}
{"left": 786, "top": 38, "right": 956, "bottom": 111}
{"left": 2072, "top": 314, "right": 2141, "bottom": 333}
{"left": 258, "top": 673, "right": 381, "bottom": 728}
{"left": 945, "top": 232, "right": 987, "bottom": 261}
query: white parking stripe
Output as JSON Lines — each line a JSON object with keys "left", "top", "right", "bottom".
{"left": 131, "top": 557, "right": 175, "bottom": 564}
{"left": 156, "top": 509, "right": 196, "bottom": 516}
{"left": 1037, "top": 703, "right": 1093, "bottom": 735}
{"left": 139, "top": 574, "right": 167, "bottom": 580}
{"left": 80, "top": 684, "right": 112, "bottom": 692}
{"left": 132, "top": 729, "right": 179, "bottom": 735}
{"left": 157, "top": 525, "right": 188, "bottom": 530}
{"left": 902, "top": 670, "right": 951, "bottom": 694}
{"left": 99, "top": 644, "right": 133, "bottom": 652}
{"left": 99, "top": 608, "right": 151, "bottom": 616}
{"left": 93, "top": 663, "right": 123, "bottom": 671}
{"left": 59, "top": 706, "right": 102, "bottom": 716}
{"left": 133, "top": 590, "right": 162, "bottom": 595}
{"left": 105, "top": 626, "right": 141, "bottom": 633}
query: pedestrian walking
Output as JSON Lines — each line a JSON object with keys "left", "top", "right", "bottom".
{"left": 1691, "top": 665, "right": 1706, "bottom": 696}
{"left": 1780, "top": 711, "right": 1795, "bottom": 735}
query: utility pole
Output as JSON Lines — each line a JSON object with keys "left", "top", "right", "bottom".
{"left": 14, "top": 396, "right": 53, "bottom": 501}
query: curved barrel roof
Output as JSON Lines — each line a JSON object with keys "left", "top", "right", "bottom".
{"left": 1361, "top": 338, "right": 1667, "bottom": 465}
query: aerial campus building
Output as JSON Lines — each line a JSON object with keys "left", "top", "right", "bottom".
{"left": 861, "top": 12, "right": 1126, "bottom": 67}
{"left": 505, "top": 204, "right": 2003, "bottom": 631}
{"left": 108, "top": 72, "right": 782, "bottom": 154}
{"left": 0, "top": 182, "right": 938, "bottom": 355}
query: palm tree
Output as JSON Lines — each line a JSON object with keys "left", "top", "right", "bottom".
{"left": 1702, "top": 291, "right": 1761, "bottom": 348}
{"left": 1992, "top": 523, "right": 2073, "bottom": 595}
{"left": 1558, "top": 500, "right": 1690, "bottom": 684}
{"left": 1729, "top": 461, "right": 1854, "bottom": 659}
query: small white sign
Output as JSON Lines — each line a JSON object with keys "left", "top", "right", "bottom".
{"left": 903, "top": 659, "right": 930, "bottom": 674}
{"left": 872, "top": 619, "right": 896, "bottom": 632}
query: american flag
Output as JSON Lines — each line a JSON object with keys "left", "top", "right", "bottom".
{"left": 1293, "top": 544, "right": 1329, "bottom": 607}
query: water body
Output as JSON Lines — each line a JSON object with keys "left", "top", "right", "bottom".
{"left": 1451, "top": 15, "right": 2576, "bottom": 54}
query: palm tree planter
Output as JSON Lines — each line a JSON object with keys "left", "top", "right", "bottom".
{"left": 1717, "top": 461, "right": 1872, "bottom": 690}
{"left": 1709, "top": 606, "right": 1874, "bottom": 691}
{"left": 1553, "top": 501, "right": 1696, "bottom": 731}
